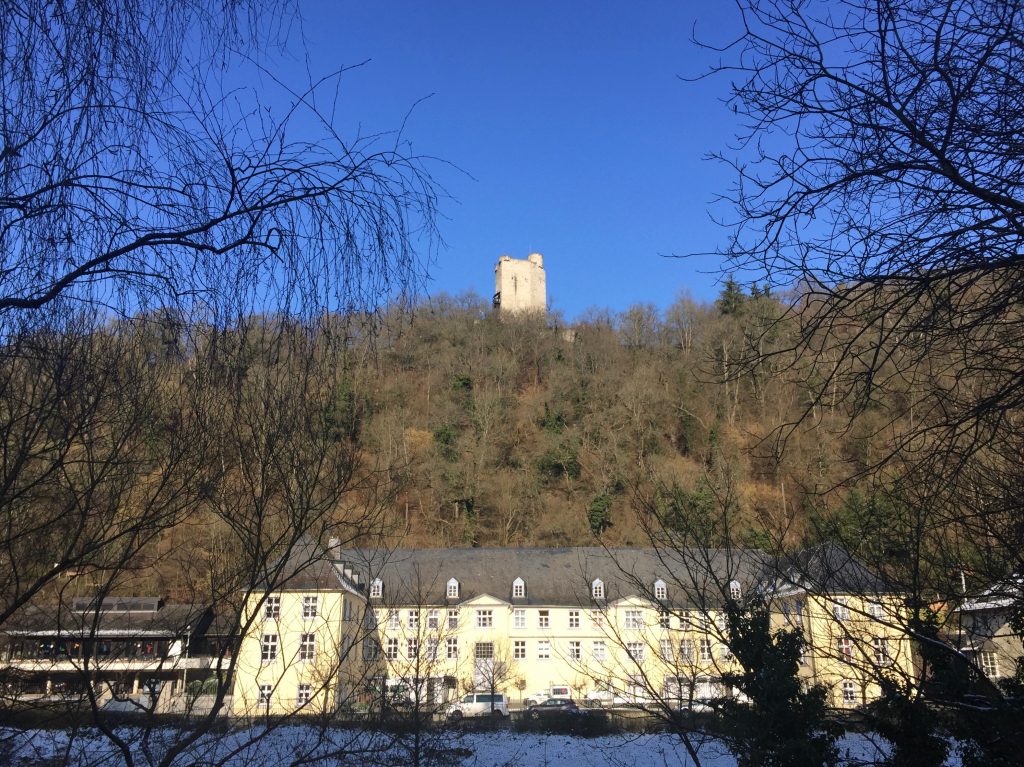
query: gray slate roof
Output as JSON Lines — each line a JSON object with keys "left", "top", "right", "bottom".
{"left": 257, "top": 534, "right": 360, "bottom": 593}
{"left": 2, "top": 602, "right": 212, "bottom": 638}
{"left": 338, "top": 546, "right": 773, "bottom": 608}
{"left": 774, "top": 543, "right": 899, "bottom": 596}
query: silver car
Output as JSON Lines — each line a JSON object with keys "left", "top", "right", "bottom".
{"left": 445, "top": 692, "right": 509, "bottom": 720}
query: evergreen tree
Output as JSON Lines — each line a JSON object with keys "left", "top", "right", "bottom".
{"left": 587, "top": 493, "right": 613, "bottom": 536}
{"left": 716, "top": 276, "right": 747, "bottom": 316}
{"left": 719, "top": 601, "right": 839, "bottom": 767}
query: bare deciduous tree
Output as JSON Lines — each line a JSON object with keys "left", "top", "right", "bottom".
{"left": 0, "top": 1, "right": 439, "bottom": 764}
{"left": 705, "top": 0, "right": 1024, "bottom": 579}
{"left": 702, "top": 0, "right": 1024, "bottom": 754}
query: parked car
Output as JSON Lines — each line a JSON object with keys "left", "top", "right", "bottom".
{"left": 673, "top": 697, "right": 716, "bottom": 713}
{"left": 526, "top": 698, "right": 581, "bottom": 719}
{"left": 445, "top": 692, "right": 509, "bottom": 720}
{"left": 584, "top": 686, "right": 628, "bottom": 708}
{"left": 523, "top": 685, "right": 572, "bottom": 707}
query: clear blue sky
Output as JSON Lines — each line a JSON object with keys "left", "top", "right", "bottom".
{"left": 277, "top": 1, "right": 745, "bottom": 320}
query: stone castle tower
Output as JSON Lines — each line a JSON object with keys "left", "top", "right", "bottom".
{"left": 493, "top": 253, "right": 546, "bottom": 315}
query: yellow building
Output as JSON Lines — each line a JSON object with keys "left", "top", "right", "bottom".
{"left": 232, "top": 537, "right": 367, "bottom": 717}
{"left": 235, "top": 542, "right": 916, "bottom": 715}
{"left": 769, "top": 544, "right": 916, "bottom": 708}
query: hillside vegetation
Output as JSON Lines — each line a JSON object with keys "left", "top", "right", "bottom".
{"left": 15, "top": 281, "right": 935, "bottom": 603}
{"left": 351, "top": 283, "right": 893, "bottom": 552}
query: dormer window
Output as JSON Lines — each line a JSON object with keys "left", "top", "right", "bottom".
{"left": 729, "top": 580, "right": 742, "bottom": 601}
{"left": 369, "top": 578, "right": 383, "bottom": 599}
{"left": 447, "top": 578, "right": 460, "bottom": 599}
{"left": 654, "top": 579, "right": 667, "bottom": 601}
{"left": 512, "top": 577, "right": 526, "bottom": 599}
{"left": 592, "top": 578, "right": 605, "bottom": 600}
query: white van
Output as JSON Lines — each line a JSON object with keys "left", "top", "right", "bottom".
{"left": 523, "top": 685, "right": 572, "bottom": 707}
{"left": 584, "top": 681, "right": 627, "bottom": 708}
{"left": 445, "top": 692, "right": 509, "bottom": 720}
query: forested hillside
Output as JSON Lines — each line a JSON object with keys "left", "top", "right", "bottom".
{"left": 13, "top": 281, "right": 933, "bottom": 602}
{"left": 347, "top": 282, "right": 893, "bottom": 551}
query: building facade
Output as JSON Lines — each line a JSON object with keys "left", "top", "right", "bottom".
{"left": 951, "top": 576, "right": 1024, "bottom": 688}
{"left": 0, "top": 596, "right": 227, "bottom": 711}
{"left": 346, "top": 545, "right": 915, "bottom": 711}
{"left": 231, "top": 537, "right": 368, "bottom": 717}
{"left": 0, "top": 543, "right": 919, "bottom": 718}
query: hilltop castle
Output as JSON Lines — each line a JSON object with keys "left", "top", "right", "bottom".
{"left": 493, "top": 253, "right": 546, "bottom": 315}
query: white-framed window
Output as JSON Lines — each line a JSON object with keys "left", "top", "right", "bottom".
{"left": 592, "top": 579, "right": 605, "bottom": 600}
{"left": 625, "top": 609, "right": 644, "bottom": 629}
{"left": 873, "top": 637, "right": 890, "bottom": 665}
{"left": 258, "top": 684, "right": 272, "bottom": 706}
{"left": 264, "top": 596, "right": 281, "bottom": 619}
{"left": 513, "top": 640, "right": 526, "bottom": 659}
{"left": 838, "top": 637, "right": 853, "bottom": 661}
{"left": 538, "top": 640, "right": 551, "bottom": 659}
{"left": 427, "top": 609, "right": 439, "bottom": 629}
{"left": 298, "top": 633, "right": 315, "bottom": 661}
{"left": 591, "top": 609, "right": 605, "bottom": 627}
{"left": 446, "top": 637, "right": 458, "bottom": 660}
{"left": 513, "top": 608, "right": 526, "bottom": 629}
{"left": 568, "top": 610, "right": 580, "bottom": 629}
{"left": 794, "top": 600, "right": 804, "bottom": 627}
{"left": 593, "top": 640, "right": 607, "bottom": 661}
{"left": 447, "top": 578, "right": 460, "bottom": 599}
{"left": 679, "top": 638, "right": 694, "bottom": 663}
{"left": 698, "top": 612, "right": 711, "bottom": 632}
{"left": 447, "top": 608, "right": 459, "bottom": 630}
{"left": 568, "top": 640, "right": 582, "bottom": 660}
{"left": 627, "top": 642, "right": 645, "bottom": 662}
{"left": 841, "top": 680, "right": 857, "bottom": 705}
{"left": 729, "top": 580, "right": 742, "bottom": 601}
{"left": 475, "top": 642, "right": 494, "bottom": 660}
{"left": 385, "top": 638, "right": 399, "bottom": 660}
{"left": 654, "top": 579, "right": 667, "bottom": 601}
{"left": 370, "top": 578, "right": 383, "bottom": 599}
{"left": 363, "top": 639, "right": 380, "bottom": 661}
{"left": 387, "top": 611, "right": 399, "bottom": 630}
{"left": 297, "top": 683, "right": 311, "bottom": 706}
{"left": 867, "top": 601, "right": 885, "bottom": 619}
{"left": 512, "top": 577, "right": 526, "bottom": 599}
{"left": 426, "top": 638, "right": 439, "bottom": 661}
{"left": 302, "top": 595, "right": 318, "bottom": 620}
{"left": 342, "top": 598, "right": 353, "bottom": 622}
{"left": 833, "top": 598, "right": 850, "bottom": 621}
{"left": 538, "top": 609, "right": 550, "bottom": 628}
{"left": 475, "top": 609, "right": 493, "bottom": 628}
{"left": 980, "top": 651, "right": 1000, "bottom": 679}
{"left": 698, "top": 638, "right": 712, "bottom": 663}
{"left": 660, "top": 639, "right": 674, "bottom": 662}
{"left": 407, "top": 611, "right": 419, "bottom": 630}
{"left": 626, "top": 674, "right": 646, "bottom": 701}
{"left": 407, "top": 638, "right": 418, "bottom": 659}
{"left": 659, "top": 610, "right": 671, "bottom": 629}
{"left": 261, "top": 634, "right": 278, "bottom": 663}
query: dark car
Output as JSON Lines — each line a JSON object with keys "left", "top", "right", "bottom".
{"left": 526, "top": 698, "right": 581, "bottom": 718}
